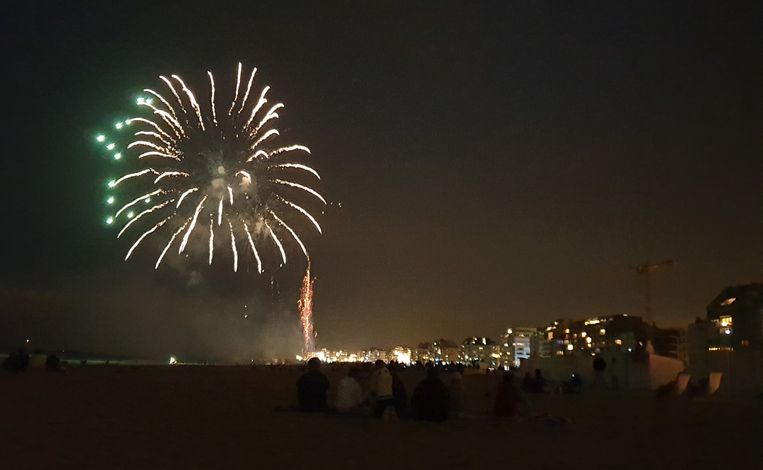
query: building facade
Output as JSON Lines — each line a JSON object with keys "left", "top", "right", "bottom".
{"left": 542, "top": 315, "right": 650, "bottom": 357}
{"left": 706, "top": 283, "right": 763, "bottom": 351}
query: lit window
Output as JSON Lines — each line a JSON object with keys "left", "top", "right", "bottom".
{"left": 564, "top": 328, "right": 570, "bottom": 334}
{"left": 614, "top": 339, "right": 623, "bottom": 345}
{"left": 740, "top": 339, "right": 750, "bottom": 347}
{"left": 720, "top": 297, "right": 736, "bottom": 306}
{"left": 566, "top": 344, "right": 574, "bottom": 351}
{"left": 719, "top": 315, "right": 733, "bottom": 327}
{"left": 581, "top": 331, "right": 587, "bottom": 338}
{"left": 600, "top": 328, "right": 606, "bottom": 335}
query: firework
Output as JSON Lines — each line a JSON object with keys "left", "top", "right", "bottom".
{"left": 95, "top": 63, "right": 324, "bottom": 272}
{"left": 298, "top": 262, "right": 316, "bottom": 355}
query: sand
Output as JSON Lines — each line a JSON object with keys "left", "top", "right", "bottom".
{"left": 1, "top": 365, "right": 761, "bottom": 469}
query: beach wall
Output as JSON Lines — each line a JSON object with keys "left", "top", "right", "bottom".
{"left": 520, "top": 353, "right": 683, "bottom": 390}
{"left": 691, "top": 350, "right": 763, "bottom": 397}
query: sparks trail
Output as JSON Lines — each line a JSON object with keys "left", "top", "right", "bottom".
{"left": 298, "top": 261, "right": 316, "bottom": 355}
{"left": 95, "top": 62, "right": 325, "bottom": 272}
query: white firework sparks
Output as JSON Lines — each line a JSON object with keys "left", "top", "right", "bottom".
{"left": 97, "top": 63, "right": 324, "bottom": 271}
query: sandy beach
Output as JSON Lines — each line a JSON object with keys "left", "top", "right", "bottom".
{"left": 2, "top": 365, "right": 761, "bottom": 469}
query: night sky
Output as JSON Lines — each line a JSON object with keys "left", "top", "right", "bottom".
{"left": 2, "top": 1, "right": 761, "bottom": 359}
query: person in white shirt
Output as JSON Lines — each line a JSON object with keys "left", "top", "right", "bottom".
{"left": 367, "top": 360, "right": 394, "bottom": 417}
{"left": 335, "top": 368, "right": 363, "bottom": 413}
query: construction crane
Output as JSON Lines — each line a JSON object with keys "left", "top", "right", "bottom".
{"left": 635, "top": 259, "right": 676, "bottom": 324}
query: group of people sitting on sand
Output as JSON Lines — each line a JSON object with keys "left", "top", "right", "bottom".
{"left": 2, "top": 349, "right": 65, "bottom": 373}
{"left": 296, "top": 358, "right": 537, "bottom": 421}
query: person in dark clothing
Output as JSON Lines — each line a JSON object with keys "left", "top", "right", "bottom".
{"left": 494, "top": 372, "right": 524, "bottom": 417}
{"left": 593, "top": 355, "right": 606, "bottom": 386}
{"left": 412, "top": 367, "right": 450, "bottom": 422}
{"left": 522, "top": 372, "right": 534, "bottom": 393}
{"left": 3, "top": 349, "right": 30, "bottom": 372}
{"left": 562, "top": 373, "right": 583, "bottom": 394}
{"left": 529, "top": 369, "right": 547, "bottom": 393}
{"left": 296, "top": 357, "right": 329, "bottom": 412}
{"left": 45, "top": 355, "right": 64, "bottom": 372}
{"left": 389, "top": 364, "right": 408, "bottom": 417}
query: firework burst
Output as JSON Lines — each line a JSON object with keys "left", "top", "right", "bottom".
{"left": 95, "top": 63, "right": 324, "bottom": 272}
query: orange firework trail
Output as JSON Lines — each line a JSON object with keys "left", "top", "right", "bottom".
{"left": 298, "top": 262, "right": 316, "bottom": 354}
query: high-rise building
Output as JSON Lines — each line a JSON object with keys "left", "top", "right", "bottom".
{"left": 652, "top": 327, "right": 687, "bottom": 361}
{"left": 499, "top": 327, "right": 539, "bottom": 367}
{"left": 415, "top": 339, "right": 459, "bottom": 364}
{"left": 460, "top": 337, "right": 495, "bottom": 367}
{"left": 542, "top": 315, "right": 649, "bottom": 356}
{"left": 706, "top": 283, "right": 763, "bottom": 351}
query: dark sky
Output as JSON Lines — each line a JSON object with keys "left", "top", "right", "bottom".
{"left": 1, "top": 1, "right": 761, "bottom": 359}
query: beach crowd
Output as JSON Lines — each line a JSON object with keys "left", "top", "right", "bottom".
{"left": 294, "top": 358, "right": 558, "bottom": 421}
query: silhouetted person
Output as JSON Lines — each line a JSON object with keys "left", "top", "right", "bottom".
{"left": 494, "top": 372, "right": 524, "bottom": 417}
{"left": 412, "top": 367, "right": 450, "bottom": 421}
{"left": 593, "top": 355, "right": 607, "bottom": 386}
{"left": 562, "top": 373, "right": 583, "bottom": 394}
{"left": 3, "top": 349, "right": 30, "bottom": 372}
{"left": 522, "top": 372, "right": 534, "bottom": 392}
{"left": 449, "top": 367, "right": 464, "bottom": 414}
{"left": 529, "top": 369, "right": 547, "bottom": 393}
{"left": 45, "top": 355, "right": 64, "bottom": 372}
{"left": 296, "top": 357, "right": 329, "bottom": 412}
{"left": 389, "top": 363, "right": 408, "bottom": 417}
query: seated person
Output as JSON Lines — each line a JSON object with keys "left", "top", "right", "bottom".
{"left": 562, "top": 373, "right": 582, "bottom": 394}
{"left": 494, "top": 372, "right": 525, "bottom": 417}
{"left": 335, "top": 367, "right": 363, "bottom": 413}
{"left": 296, "top": 358, "right": 329, "bottom": 412}
{"left": 412, "top": 367, "right": 450, "bottom": 421}
{"left": 529, "top": 369, "right": 547, "bottom": 393}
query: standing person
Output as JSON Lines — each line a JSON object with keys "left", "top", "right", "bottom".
{"left": 593, "top": 355, "right": 607, "bottom": 387}
{"left": 296, "top": 358, "right": 329, "bottom": 412}
{"left": 367, "top": 360, "right": 394, "bottom": 418}
{"left": 563, "top": 373, "right": 583, "bottom": 394}
{"left": 388, "top": 363, "right": 408, "bottom": 417}
{"left": 448, "top": 367, "right": 464, "bottom": 416}
{"left": 494, "top": 372, "right": 524, "bottom": 417}
{"left": 412, "top": 367, "right": 450, "bottom": 421}
{"left": 335, "top": 367, "right": 363, "bottom": 413}
{"left": 531, "top": 369, "right": 547, "bottom": 393}
{"left": 485, "top": 365, "right": 505, "bottom": 413}
{"left": 522, "top": 372, "right": 534, "bottom": 392}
